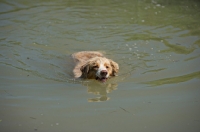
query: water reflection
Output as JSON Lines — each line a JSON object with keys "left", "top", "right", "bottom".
{"left": 83, "top": 81, "right": 118, "bottom": 102}
{"left": 65, "top": 77, "right": 118, "bottom": 102}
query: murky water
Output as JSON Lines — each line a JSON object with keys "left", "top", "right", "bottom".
{"left": 0, "top": 0, "right": 200, "bottom": 131}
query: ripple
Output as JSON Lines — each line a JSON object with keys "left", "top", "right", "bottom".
{"left": 145, "top": 71, "right": 200, "bottom": 86}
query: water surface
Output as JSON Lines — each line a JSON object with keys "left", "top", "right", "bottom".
{"left": 0, "top": 0, "right": 200, "bottom": 132}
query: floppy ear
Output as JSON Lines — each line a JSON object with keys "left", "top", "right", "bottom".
{"left": 109, "top": 59, "right": 119, "bottom": 76}
{"left": 80, "top": 63, "right": 90, "bottom": 78}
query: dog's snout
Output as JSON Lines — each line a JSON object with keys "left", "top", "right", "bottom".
{"left": 100, "top": 70, "right": 107, "bottom": 76}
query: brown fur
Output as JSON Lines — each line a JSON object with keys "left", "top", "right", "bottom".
{"left": 72, "top": 51, "right": 119, "bottom": 80}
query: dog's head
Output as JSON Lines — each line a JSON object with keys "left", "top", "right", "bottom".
{"left": 80, "top": 57, "right": 119, "bottom": 82}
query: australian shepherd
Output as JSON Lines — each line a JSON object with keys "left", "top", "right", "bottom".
{"left": 72, "top": 51, "right": 119, "bottom": 82}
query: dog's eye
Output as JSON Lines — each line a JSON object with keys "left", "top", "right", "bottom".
{"left": 106, "top": 66, "right": 109, "bottom": 69}
{"left": 93, "top": 65, "right": 99, "bottom": 69}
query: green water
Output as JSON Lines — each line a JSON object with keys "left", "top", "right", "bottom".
{"left": 0, "top": 0, "right": 200, "bottom": 132}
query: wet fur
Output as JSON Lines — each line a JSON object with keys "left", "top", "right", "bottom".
{"left": 72, "top": 51, "right": 119, "bottom": 80}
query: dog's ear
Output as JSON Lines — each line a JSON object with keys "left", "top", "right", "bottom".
{"left": 109, "top": 59, "right": 119, "bottom": 76}
{"left": 80, "top": 63, "right": 90, "bottom": 78}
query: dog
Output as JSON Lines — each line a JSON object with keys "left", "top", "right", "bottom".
{"left": 72, "top": 51, "right": 119, "bottom": 82}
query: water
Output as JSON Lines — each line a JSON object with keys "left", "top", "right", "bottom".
{"left": 0, "top": 0, "right": 200, "bottom": 131}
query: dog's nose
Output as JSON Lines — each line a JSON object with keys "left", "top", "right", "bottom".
{"left": 100, "top": 70, "right": 107, "bottom": 76}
